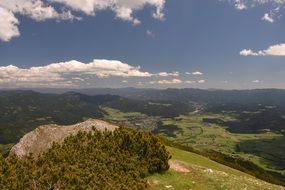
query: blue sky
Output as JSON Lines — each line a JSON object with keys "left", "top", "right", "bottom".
{"left": 0, "top": 0, "right": 285, "bottom": 89}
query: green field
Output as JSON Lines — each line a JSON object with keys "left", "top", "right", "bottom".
{"left": 102, "top": 107, "right": 285, "bottom": 176}
{"left": 148, "top": 146, "right": 285, "bottom": 190}
{"left": 158, "top": 114, "right": 285, "bottom": 174}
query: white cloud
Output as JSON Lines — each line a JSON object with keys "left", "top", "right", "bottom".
{"left": 234, "top": 0, "right": 247, "bottom": 10}
{"left": 240, "top": 49, "right": 260, "bottom": 56}
{"left": 72, "top": 77, "right": 85, "bottom": 82}
{"left": 150, "top": 79, "right": 182, "bottom": 85}
{"left": 157, "top": 72, "right": 179, "bottom": 77}
{"left": 150, "top": 79, "right": 205, "bottom": 85}
{"left": 0, "top": 7, "right": 20, "bottom": 41}
{"left": 0, "top": 59, "right": 153, "bottom": 87}
{"left": 192, "top": 71, "right": 203, "bottom": 75}
{"left": 0, "top": 0, "right": 165, "bottom": 41}
{"left": 252, "top": 80, "right": 261, "bottom": 83}
{"left": 0, "top": 0, "right": 78, "bottom": 22}
{"left": 240, "top": 44, "right": 285, "bottom": 56}
{"left": 1, "top": 58, "right": 196, "bottom": 87}
{"left": 50, "top": 0, "right": 165, "bottom": 24}
{"left": 185, "top": 80, "right": 196, "bottom": 84}
{"left": 0, "top": 0, "right": 78, "bottom": 41}
{"left": 262, "top": 13, "right": 274, "bottom": 23}
{"left": 186, "top": 71, "right": 203, "bottom": 75}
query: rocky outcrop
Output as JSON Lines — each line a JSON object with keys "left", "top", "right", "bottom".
{"left": 10, "top": 119, "right": 118, "bottom": 157}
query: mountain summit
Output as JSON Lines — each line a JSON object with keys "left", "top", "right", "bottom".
{"left": 10, "top": 119, "right": 118, "bottom": 157}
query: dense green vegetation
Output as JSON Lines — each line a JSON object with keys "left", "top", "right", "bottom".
{"left": 0, "top": 127, "right": 171, "bottom": 189}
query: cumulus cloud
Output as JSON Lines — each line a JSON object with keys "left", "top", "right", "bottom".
{"left": 198, "top": 80, "right": 206, "bottom": 84}
{"left": 50, "top": 0, "right": 165, "bottom": 22}
{"left": 240, "top": 49, "right": 260, "bottom": 56}
{"left": 252, "top": 80, "right": 261, "bottom": 83}
{"left": 185, "top": 71, "right": 203, "bottom": 75}
{"left": 0, "top": 0, "right": 78, "bottom": 41}
{"left": 192, "top": 71, "right": 203, "bottom": 75}
{"left": 0, "top": 0, "right": 165, "bottom": 41}
{"left": 0, "top": 7, "right": 20, "bottom": 41}
{"left": 157, "top": 72, "right": 179, "bottom": 77}
{"left": 240, "top": 44, "right": 285, "bottom": 56}
{"left": 0, "top": 59, "right": 154, "bottom": 87}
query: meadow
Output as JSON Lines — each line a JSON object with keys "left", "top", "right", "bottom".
{"left": 148, "top": 146, "right": 285, "bottom": 190}
{"left": 103, "top": 107, "right": 285, "bottom": 176}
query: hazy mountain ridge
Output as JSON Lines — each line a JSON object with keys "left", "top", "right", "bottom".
{"left": 18, "top": 88, "right": 285, "bottom": 106}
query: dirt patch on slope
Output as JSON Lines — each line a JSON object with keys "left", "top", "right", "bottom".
{"left": 169, "top": 160, "right": 190, "bottom": 173}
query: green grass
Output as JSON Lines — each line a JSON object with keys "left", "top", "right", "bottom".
{"left": 158, "top": 114, "right": 285, "bottom": 173}
{"left": 148, "top": 146, "right": 285, "bottom": 190}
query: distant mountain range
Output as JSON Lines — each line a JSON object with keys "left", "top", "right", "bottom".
{"left": 5, "top": 88, "right": 285, "bottom": 106}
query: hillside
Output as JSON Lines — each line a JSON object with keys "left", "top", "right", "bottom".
{"left": 1, "top": 120, "right": 284, "bottom": 189}
{"left": 149, "top": 146, "right": 285, "bottom": 190}
{"left": 0, "top": 123, "right": 171, "bottom": 189}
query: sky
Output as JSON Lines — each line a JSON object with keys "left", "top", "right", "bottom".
{"left": 0, "top": 0, "right": 285, "bottom": 89}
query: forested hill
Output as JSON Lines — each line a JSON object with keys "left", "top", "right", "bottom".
{"left": 0, "top": 127, "right": 171, "bottom": 189}
{"left": 0, "top": 90, "right": 194, "bottom": 144}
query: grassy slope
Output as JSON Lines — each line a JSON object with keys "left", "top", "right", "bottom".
{"left": 148, "top": 146, "right": 285, "bottom": 190}
{"left": 103, "top": 107, "right": 285, "bottom": 174}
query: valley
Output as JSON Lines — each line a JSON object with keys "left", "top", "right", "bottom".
{"left": 102, "top": 106, "right": 285, "bottom": 176}
{"left": 1, "top": 89, "right": 285, "bottom": 187}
